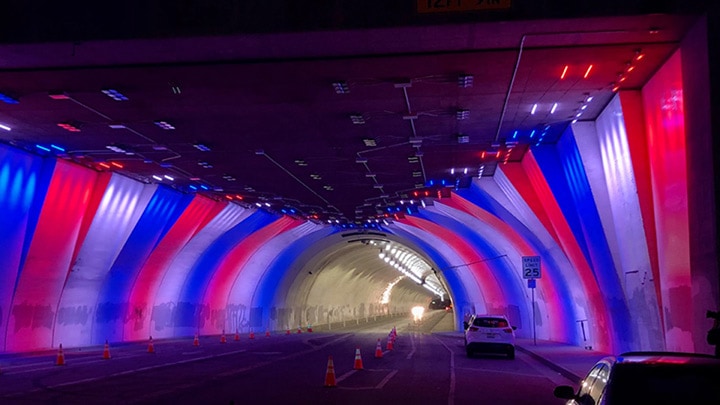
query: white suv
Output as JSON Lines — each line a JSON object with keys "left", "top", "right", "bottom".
{"left": 463, "top": 314, "right": 516, "bottom": 359}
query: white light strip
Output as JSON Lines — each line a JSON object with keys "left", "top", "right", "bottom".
{"left": 0, "top": 124, "right": 11, "bottom": 131}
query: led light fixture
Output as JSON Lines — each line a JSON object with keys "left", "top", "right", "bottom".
{"left": 456, "top": 134, "right": 469, "bottom": 144}
{"left": 106, "top": 145, "right": 127, "bottom": 153}
{"left": 363, "top": 138, "right": 377, "bottom": 147}
{"left": 58, "top": 122, "right": 81, "bottom": 132}
{"left": 0, "top": 123, "right": 10, "bottom": 131}
{"left": 48, "top": 91, "right": 70, "bottom": 100}
{"left": 355, "top": 157, "right": 368, "bottom": 164}
{"left": 458, "top": 74, "right": 473, "bottom": 88}
{"left": 193, "top": 143, "right": 211, "bottom": 152}
{"left": 550, "top": 103, "right": 558, "bottom": 114}
{"left": 332, "top": 81, "right": 350, "bottom": 94}
{"left": 101, "top": 89, "right": 129, "bottom": 101}
{"left": 0, "top": 92, "right": 19, "bottom": 104}
{"left": 531, "top": 104, "right": 538, "bottom": 115}
{"left": 154, "top": 120, "right": 175, "bottom": 130}
{"left": 456, "top": 109, "right": 470, "bottom": 120}
{"left": 350, "top": 114, "right": 365, "bottom": 125}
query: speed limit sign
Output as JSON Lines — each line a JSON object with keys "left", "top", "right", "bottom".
{"left": 522, "top": 256, "right": 541, "bottom": 279}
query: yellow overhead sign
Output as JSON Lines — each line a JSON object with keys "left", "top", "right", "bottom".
{"left": 417, "top": 0, "right": 512, "bottom": 13}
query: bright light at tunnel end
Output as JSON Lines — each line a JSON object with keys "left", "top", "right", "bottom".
{"left": 411, "top": 306, "right": 425, "bottom": 321}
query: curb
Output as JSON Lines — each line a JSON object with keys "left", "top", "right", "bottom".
{"left": 515, "top": 345, "right": 582, "bottom": 383}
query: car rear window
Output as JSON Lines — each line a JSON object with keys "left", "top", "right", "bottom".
{"left": 606, "top": 363, "right": 720, "bottom": 403}
{"left": 472, "top": 317, "right": 508, "bottom": 328}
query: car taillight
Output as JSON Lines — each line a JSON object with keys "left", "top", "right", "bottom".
{"left": 503, "top": 328, "right": 513, "bottom": 333}
{"left": 469, "top": 327, "right": 479, "bottom": 332}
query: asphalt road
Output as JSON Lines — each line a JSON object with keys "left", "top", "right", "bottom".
{"left": 0, "top": 313, "right": 572, "bottom": 404}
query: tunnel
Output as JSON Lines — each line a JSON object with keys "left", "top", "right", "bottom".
{"left": 0, "top": 5, "right": 719, "bottom": 360}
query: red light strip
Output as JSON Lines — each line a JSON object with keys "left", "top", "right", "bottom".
{"left": 583, "top": 65, "right": 593, "bottom": 79}
{"left": 560, "top": 65, "right": 569, "bottom": 80}
{"left": 110, "top": 162, "right": 123, "bottom": 168}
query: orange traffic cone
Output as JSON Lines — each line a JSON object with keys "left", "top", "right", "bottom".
{"left": 220, "top": 330, "right": 227, "bottom": 344}
{"left": 249, "top": 330, "right": 255, "bottom": 339}
{"left": 148, "top": 336, "right": 155, "bottom": 353}
{"left": 324, "top": 356, "right": 337, "bottom": 387}
{"left": 286, "top": 329, "right": 291, "bottom": 335}
{"left": 297, "top": 326, "right": 302, "bottom": 334}
{"left": 307, "top": 324, "right": 313, "bottom": 333}
{"left": 234, "top": 329, "right": 240, "bottom": 341}
{"left": 353, "top": 347, "right": 364, "bottom": 370}
{"left": 193, "top": 333, "right": 200, "bottom": 347}
{"left": 102, "top": 340, "right": 111, "bottom": 360}
{"left": 265, "top": 329, "right": 271, "bottom": 337}
{"left": 375, "top": 339, "right": 383, "bottom": 358}
{"left": 56, "top": 344, "right": 66, "bottom": 366}
{"left": 386, "top": 337, "right": 394, "bottom": 351}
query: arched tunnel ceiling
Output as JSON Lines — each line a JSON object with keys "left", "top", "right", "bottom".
{"left": 284, "top": 234, "right": 446, "bottom": 313}
{"left": 0, "top": 13, "right": 698, "bottom": 225}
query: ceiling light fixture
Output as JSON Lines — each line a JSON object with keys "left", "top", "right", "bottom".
{"left": 350, "top": 114, "right": 365, "bottom": 124}
{"left": 456, "top": 134, "right": 469, "bottom": 144}
{"left": 101, "top": 89, "right": 129, "bottom": 101}
{"left": 457, "top": 74, "right": 473, "bottom": 88}
{"left": 106, "top": 145, "right": 127, "bottom": 153}
{"left": 363, "top": 138, "right": 377, "bottom": 147}
{"left": 332, "top": 81, "right": 350, "bottom": 94}
{"left": 152, "top": 175, "right": 163, "bottom": 181}
{"left": 0, "top": 92, "right": 19, "bottom": 104}
{"left": 583, "top": 65, "right": 594, "bottom": 79}
{"left": 154, "top": 120, "right": 175, "bottom": 130}
{"left": 57, "top": 122, "right": 81, "bottom": 132}
{"left": 531, "top": 103, "right": 538, "bottom": 115}
{"left": 0, "top": 123, "right": 10, "bottom": 131}
{"left": 48, "top": 91, "right": 70, "bottom": 100}
{"left": 560, "top": 65, "right": 569, "bottom": 79}
{"left": 193, "top": 143, "right": 211, "bottom": 152}
{"left": 456, "top": 109, "right": 470, "bottom": 120}
{"left": 108, "top": 123, "right": 127, "bottom": 129}
{"left": 550, "top": 103, "right": 558, "bottom": 114}
{"left": 355, "top": 157, "right": 368, "bottom": 164}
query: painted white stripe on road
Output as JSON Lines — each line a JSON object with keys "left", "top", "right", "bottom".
{"left": 434, "top": 335, "right": 456, "bottom": 405}
{"left": 406, "top": 333, "right": 417, "bottom": 360}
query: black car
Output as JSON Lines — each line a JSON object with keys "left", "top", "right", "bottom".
{"left": 554, "top": 352, "right": 720, "bottom": 404}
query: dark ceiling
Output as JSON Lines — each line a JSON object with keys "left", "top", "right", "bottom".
{"left": 0, "top": 13, "right": 697, "bottom": 224}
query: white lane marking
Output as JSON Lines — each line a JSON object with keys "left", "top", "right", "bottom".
{"left": 0, "top": 353, "right": 147, "bottom": 375}
{"left": 454, "top": 366, "right": 549, "bottom": 378}
{"left": 336, "top": 369, "right": 357, "bottom": 383}
{"left": 132, "top": 334, "right": 353, "bottom": 402}
{"left": 3, "top": 349, "right": 247, "bottom": 396}
{"left": 406, "top": 333, "right": 417, "bottom": 360}
{"left": 336, "top": 369, "right": 399, "bottom": 391}
{"left": 434, "top": 335, "right": 456, "bottom": 405}
{"left": 376, "top": 369, "right": 398, "bottom": 388}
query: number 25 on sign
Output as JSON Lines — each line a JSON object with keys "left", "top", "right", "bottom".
{"left": 417, "top": 0, "right": 512, "bottom": 13}
{"left": 522, "top": 256, "right": 541, "bottom": 279}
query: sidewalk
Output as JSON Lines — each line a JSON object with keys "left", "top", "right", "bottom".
{"left": 515, "top": 338, "right": 609, "bottom": 383}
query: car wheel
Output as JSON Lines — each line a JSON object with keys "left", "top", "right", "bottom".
{"left": 507, "top": 347, "right": 515, "bottom": 360}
